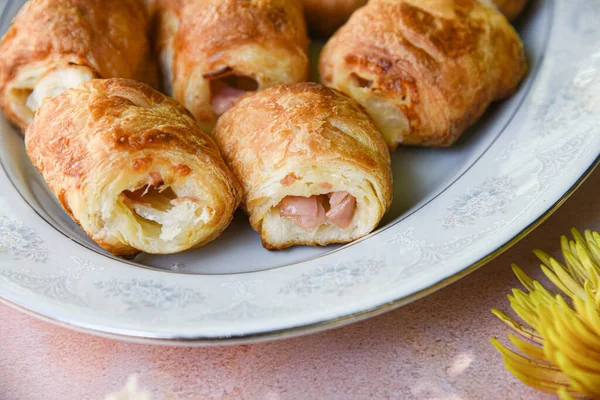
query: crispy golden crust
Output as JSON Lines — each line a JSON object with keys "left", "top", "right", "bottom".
{"left": 492, "top": 0, "right": 528, "bottom": 20}
{"left": 215, "top": 82, "right": 392, "bottom": 250}
{"left": 25, "top": 78, "right": 242, "bottom": 256}
{"left": 319, "top": 0, "right": 527, "bottom": 149}
{"left": 301, "top": 0, "right": 367, "bottom": 37}
{"left": 155, "top": 0, "right": 309, "bottom": 132}
{"left": 0, "top": 0, "right": 157, "bottom": 131}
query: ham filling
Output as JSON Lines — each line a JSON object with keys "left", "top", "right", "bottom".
{"left": 278, "top": 192, "right": 357, "bottom": 231}
{"left": 210, "top": 82, "right": 248, "bottom": 116}
{"left": 279, "top": 195, "right": 326, "bottom": 231}
{"left": 326, "top": 192, "right": 357, "bottom": 229}
{"left": 205, "top": 67, "right": 259, "bottom": 116}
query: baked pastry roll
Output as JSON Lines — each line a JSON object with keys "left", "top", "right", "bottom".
{"left": 0, "top": 0, "right": 156, "bottom": 131}
{"left": 301, "top": 0, "right": 367, "bottom": 37}
{"left": 154, "top": 0, "right": 309, "bottom": 133}
{"left": 215, "top": 83, "right": 393, "bottom": 250}
{"left": 319, "top": 0, "right": 527, "bottom": 149}
{"left": 492, "top": 0, "right": 528, "bottom": 20}
{"left": 25, "top": 79, "right": 242, "bottom": 257}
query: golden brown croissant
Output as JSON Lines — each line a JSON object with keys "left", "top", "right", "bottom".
{"left": 154, "top": 0, "right": 309, "bottom": 133}
{"left": 25, "top": 79, "right": 242, "bottom": 257}
{"left": 301, "top": 0, "right": 367, "bottom": 37}
{"left": 215, "top": 83, "right": 392, "bottom": 250}
{"left": 319, "top": 0, "right": 527, "bottom": 149}
{"left": 0, "top": 0, "right": 156, "bottom": 132}
{"left": 492, "top": 0, "right": 528, "bottom": 20}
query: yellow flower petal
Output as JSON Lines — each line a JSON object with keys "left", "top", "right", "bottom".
{"left": 562, "top": 250, "right": 589, "bottom": 285}
{"left": 507, "top": 334, "right": 548, "bottom": 362}
{"left": 491, "top": 309, "right": 544, "bottom": 344}
{"left": 511, "top": 264, "right": 536, "bottom": 292}
{"left": 592, "top": 231, "right": 600, "bottom": 247}
{"left": 531, "top": 281, "right": 556, "bottom": 303}
{"left": 571, "top": 229, "right": 586, "bottom": 249}
{"left": 575, "top": 242, "right": 600, "bottom": 282}
{"left": 504, "top": 362, "right": 572, "bottom": 394}
{"left": 542, "top": 263, "right": 586, "bottom": 300}
{"left": 556, "top": 387, "right": 585, "bottom": 400}
{"left": 577, "top": 296, "right": 600, "bottom": 338}
{"left": 533, "top": 249, "right": 553, "bottom": 269}
{"left": 554, "top": 352, "right": 600, "bottom": 396}
{"left": 492, "top": 229, "right": 600, "bottom": 399}
{"left": 560, "top": 238, "right": 587, "bottom": 284}
{"left": 491, "top": 338, "right": 567, "bottom": 384}
{"left": 548, "top": 323, "right": 600, "bottom": 372}
{"left": 509, "top": 291, "right": 540, "bottom": 328}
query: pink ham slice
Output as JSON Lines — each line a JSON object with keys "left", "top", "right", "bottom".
{"left": 326, "top": 191, "right": 356, "bottom": 229}
{"left": 210, "top": 81, "right": 247, "bottom": 116}
{"left": 279, "top": 195, "right": 326, "bottom": 231}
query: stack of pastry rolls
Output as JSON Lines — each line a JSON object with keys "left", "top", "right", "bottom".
{"left": 0, "top": 0, "right": 530, "bottom": 255}
{"left": 1, "top": 0, "right": 243, "bottom": 257}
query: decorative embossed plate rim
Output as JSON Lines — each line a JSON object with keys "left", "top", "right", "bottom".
{"left": 0, "top": 0, "right": 599, "bottom": 344}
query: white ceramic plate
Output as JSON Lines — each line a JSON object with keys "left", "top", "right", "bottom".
{"left": 0, "top": 0, "right": 598, "bottom": 345}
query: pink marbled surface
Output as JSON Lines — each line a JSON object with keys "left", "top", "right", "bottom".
{"left": 1, "top": 167, "right": 599, "bottom": 400}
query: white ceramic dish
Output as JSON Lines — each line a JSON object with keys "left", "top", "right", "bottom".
{"left": 0, "top": 0, "right": 598, "bottom": 345}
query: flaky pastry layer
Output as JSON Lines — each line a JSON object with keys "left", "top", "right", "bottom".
{"left": 215, "top": 83, "right": 392, "bottom": 250}
{"left": 319, "top": 0, "right": 528, "bottom": 149}
{"left": 25, "top": 79, "right": 241, "bottom": 257}
{"left": 0, "top": 0, "right": 156, "bottom": 131}
{"left": 154, "top": 0, "right": 309, "bottom": 133}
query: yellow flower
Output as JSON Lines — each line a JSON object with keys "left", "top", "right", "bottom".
{"left": 491, "top": 229, "right": 600, "bottom": 399}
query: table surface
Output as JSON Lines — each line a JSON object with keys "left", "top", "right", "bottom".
{"left": 3, "top": 169, "right": 598, "bottom": 400}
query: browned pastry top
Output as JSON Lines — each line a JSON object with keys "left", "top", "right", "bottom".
{"left": 26, "top": 78, "right": 224, "bottom": 188}
{"left": 0, "top": 0, "right": 153, "bottom": 92}
{"left": 216, "top": 82, "right": 391, "bottom": 192}
{"left": 26, "top": 78, "right": 241, "bottom": 256}
{"left": 164, "top": 0, "right": 308, "bottom": 65}
{"left": 216, "top": 82, "right": 392, "bottom": 216}
{"left": 319, "top": 0, "right": 527, "bottom": 147}
{"left": 334, "top": 0, "right": 522, "bottom": 79}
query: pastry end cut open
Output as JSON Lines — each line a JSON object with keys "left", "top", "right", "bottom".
{"left": 204, "top": 67, "right": 259, "bottom": 117}
{"left": 6, "top": 65, "right": 94, "bottom": 129}
{"left": 325, "top": 71, "right": 412, "bottom": 150}
{"left": 256, "top": 176, "right": 386, "bottom": 251}
{"left": 98, "top": 167, "right": 224, "bottom": 255}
